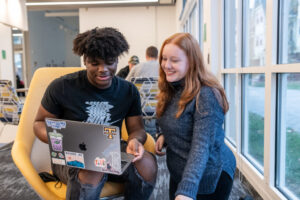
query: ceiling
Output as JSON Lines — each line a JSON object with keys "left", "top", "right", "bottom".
{"left": 26, "top": 0, "right": 176, "bottom": 10}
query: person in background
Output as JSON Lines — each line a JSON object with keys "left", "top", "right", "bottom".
{"left": 155, "top": 33, "right": 236, "bottom": 200}
{"left": 16, "top": 74, "right": 25, "bottom": 97}
{"left": 117, "top": 55, "right": 139, "bottom": 79}
{"left": 33, "top": 27, "right": 157, "bottom": 200}
{"left": 126, "top": 46, "right": 159, "bottom": 81}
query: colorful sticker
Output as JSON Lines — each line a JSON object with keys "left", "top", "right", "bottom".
{"left": 103, "top": 126, "right": 117, "bottom": 139}
{"left": 58, "top": 152, "right": 64, "bottom": 159}
{"left": 94, "top": 157, "right": 106, "bottom": 168}
{"left": 46, "top": 119, "right": 66, "bottom": 129}
{"left": 52, "top": 158, "right": 66, "bottom": 165}
{"left": 65, "top": 151, "right": 85, "bottom": 169}
{"left": 110, "top": 152, "right": 121, "bottom": 170}
{"left": 49, "top": 131, "right": 63, "bottom": 152}
{"left": 51, "top": 152, "right": 57, "bottom": 157}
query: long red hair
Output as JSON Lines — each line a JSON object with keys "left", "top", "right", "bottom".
{"left": 156, "top": 33, "right": 229, "bottom": 118}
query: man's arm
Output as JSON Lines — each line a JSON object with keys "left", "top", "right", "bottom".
{"left": 125, "top": 115, "right": 147, "bottom": 162}
{"left": 125, "top": 115, "right": 146, "bottom": 144}
{"left": 33, "top": 105, "right": 57, "bottom": 144}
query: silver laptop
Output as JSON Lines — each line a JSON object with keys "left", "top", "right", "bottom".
{"left": 45, "top": 118, "right": 134, "bottom": 175}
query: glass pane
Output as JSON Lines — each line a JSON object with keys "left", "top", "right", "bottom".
{"left": 14, "top": 53, "right": 23, "bottom": 81}
{"left": 242, "top": 74, "right": 265, "bottom": 172}
{"left": 199, "top": 0, "right": 203, "bottom": 48}
{"left": 278, "top": 0, "right": 300, "bottom": 64}
{"left": 276, "top": 73, "right": 300, "bottom": 199}
{"left": 224, "top": 0, "right": 238, "bottom": 68}
{"left": 225, "top": 74, "right": 237, "bottom": 145}
{"left": 189, "top": 6, "right": 197, "bottom": 40}
{"left": 243, "top": 0, "right": 266, "bottom": 67}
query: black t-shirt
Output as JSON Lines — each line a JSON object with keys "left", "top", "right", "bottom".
{"left": 41, "top": 70, "right": 142, "bottom": 130}
{"left": 116, "top": 66, "right": 129, "bottom": 79}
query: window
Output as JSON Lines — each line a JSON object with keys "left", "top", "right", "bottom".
{"left": 278, "top": 0, "right": 300, "bottom": 64}
{"left": 224, "top": 74, "right": 237, "bottom": 145}
{"left": 224, "top": 0, "right": 238, "bottom": 68}
{"left": 242, "top": 74, "right": 265, "bottom": 172}
{"left": 189, "top": 5, "right": 197, "bottom": 40}
{"left": 276, "top": 73, "right": 300, "bottom": 199}
{"left": 242, "top": 0, "right": 266, "bottom": 67}
{"left": 198, "top": 0, "right": 203, "bottom": 48}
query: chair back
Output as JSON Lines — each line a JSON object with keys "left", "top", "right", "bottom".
{"left": 0, "top": 80, "right": 23, "bottom": 124}
{"left": 12, "top": 67, "right": 83, "bottom": 199}
{"left": 130, "top": 77, "right": 159, "bottom": 119}
{"left": 12, "top": 67, "right": 155, "bottom": 200}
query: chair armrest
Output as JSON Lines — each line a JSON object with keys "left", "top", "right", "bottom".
{"left": 144, "top": 133, "right": 155, "bottom": 155}
{"left": 11, "top": 140, "right": 63, "bottom": 200}
{"left": 121, "top": 120, "right": 155, "bottom": 155}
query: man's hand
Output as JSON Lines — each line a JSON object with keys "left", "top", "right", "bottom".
{"left": 126, "top": 138, "right": 145, "bottom": 162}
{"left": 175, "top": 195, "right": 193, "bottom": 200}
{"left": 155, "top": 134, "right": 166, "bottom": 156}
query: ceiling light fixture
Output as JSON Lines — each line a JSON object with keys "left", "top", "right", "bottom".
{"left": 26, "top": 0, "right": 158, "bottom": 6}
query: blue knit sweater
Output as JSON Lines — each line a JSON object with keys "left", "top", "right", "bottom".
{"left": 157, "top": 84, "right": 236, "bottom": 199}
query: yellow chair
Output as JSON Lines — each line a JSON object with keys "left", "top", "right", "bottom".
{"left": 11, "top": 67, "right": 155, "bottom": 200}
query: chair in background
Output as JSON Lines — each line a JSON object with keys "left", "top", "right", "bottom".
{"left": 11, "top": 67, "right": 155, "bottom": 200}
{"left": 0, "top": 80, "right": 23, "bottom": 124}
{"left": 130, "top": 77, "right": 158, "bottom": 119}
{"left": 130, "top": 77, "right": 159, "bottom": 137}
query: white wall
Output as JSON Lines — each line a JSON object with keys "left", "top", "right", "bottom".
{"left": 0, "top": 23, "right": 14, "bottom": 86}
{"left": 0, "top": 0, "right": 28, "bottom": 31}
{"left": 79, "top": 6, "right": 176, "bottom": 72}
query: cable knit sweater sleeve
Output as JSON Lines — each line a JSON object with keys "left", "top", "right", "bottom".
{"left": 175, "top": 87, "right": 224, "bottom": 199}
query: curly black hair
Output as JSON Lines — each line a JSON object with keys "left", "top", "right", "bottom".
{"left": 73, "top": 27, "right": 129, "bottom": 63}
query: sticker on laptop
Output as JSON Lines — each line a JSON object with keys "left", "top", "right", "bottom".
{"left": 49, "top": 131, "right": 63, "bottom": 152}
{"left": 110, "top": 152, "right": 121, "bottom": 170}
{"left": 52, "top": 158, "right": 66, "bottom": 165}
{"left": 46, "top": 119, "right": 66, "bottom": 129}
{"left": 103, "top": 126, "right": 117, "bottom": 139}
{"left": 94, "top": 157, "right": 106, "bottom": 168}
{"left": 65, "top": 151, "right": 85, "bottom": 169}
{"left": 58, "top": 152, "right": 64, "bottom": 159}
{"left": 51, "top": 152, "right": 57, "bottom": 157}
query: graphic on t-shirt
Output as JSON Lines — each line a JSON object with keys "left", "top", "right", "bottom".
{"left": 85, "top": 101, "right": 114, "bottom": 125}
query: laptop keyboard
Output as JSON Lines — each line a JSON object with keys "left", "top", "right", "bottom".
{"left": 121, "top": 160, "right": 127, "bottom": 168}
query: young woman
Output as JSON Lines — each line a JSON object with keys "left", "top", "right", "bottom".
{"left": 155, "top": 33, "right": 236, "bottom": 200}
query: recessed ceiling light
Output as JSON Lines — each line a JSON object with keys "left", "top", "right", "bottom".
{"left": 26, "top": 0, "right": 158, "bottom": 6}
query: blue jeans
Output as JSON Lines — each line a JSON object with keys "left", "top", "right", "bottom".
{"left": 52, "top": 139, "right": 155, "bottom": 200}
{"left": 52, "top": 163, "right": 155, "bottom": 200}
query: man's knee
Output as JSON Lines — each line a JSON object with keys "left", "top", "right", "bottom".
{"left": 78, "top": 170, "right": 104, "bottom": 186}
{"left": 135, "top": 152, "right": 157, "bottom": 183}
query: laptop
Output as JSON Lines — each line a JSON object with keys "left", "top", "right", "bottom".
{"left": 45, "top": 118, "right": 134, "bottom": 175}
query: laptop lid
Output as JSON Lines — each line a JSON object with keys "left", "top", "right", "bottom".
{"left": 45, "top": 118, "right": 133, "bottom": 175}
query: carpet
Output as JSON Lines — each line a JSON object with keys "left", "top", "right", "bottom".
{"left": 0, "top": 142, "right": 40, "bottom": 200}
{"left": 0, "top": 142, "right": 261, "bottom": 200}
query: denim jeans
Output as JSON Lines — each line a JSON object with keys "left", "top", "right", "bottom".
{"left": 52, "top": 140, "right": 155, "bottom": 200}
{"left": 52, "top": 163, "right": 155, "bottom": 200}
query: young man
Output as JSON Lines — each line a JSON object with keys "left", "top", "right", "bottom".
{"left": 33, "top": 27, "right": 157, "bottom": 200}
{"left": 116, "top": 55, "right": 139, "bottom": 79}
{"left": 125, "top": 46, "right": 159, "bottom": 81}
